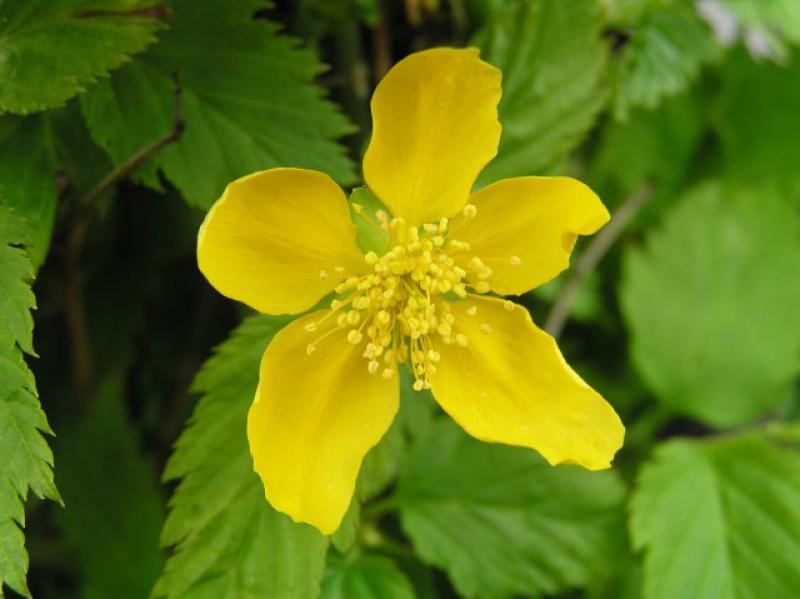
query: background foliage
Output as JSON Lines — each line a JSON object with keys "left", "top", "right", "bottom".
{"left": 1, "top": 0, "right": 798, "bottom": 597}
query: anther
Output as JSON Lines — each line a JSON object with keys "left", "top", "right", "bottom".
{"left": 368, "top": 360, "right": 380, "bottom": 374}
{"left": 319, "top": 270, "right": 328, "bottom": 279}
{"left": 412, "top": 380, "right": 425, "bottom": 391}
{"left": 334, "top": 266, "right": 347, "bottom": 274}
{"left": 455, "top": 334, "right": 469, "bottom": 347}
{"left": 365, "top": 251, "right": 379, "bottom": 265}
{"left": 510, "top": 255, "right": 522, "bottom": 266}
{"left": 473, "top": 281, "right": 491, "bottom": 293}
{"left": 304, "top": 322, "right": 318, "bottom": 332}
{"left": 347, "top": 330, "right": 363, "bottom": 344}
{"left": 503, "top": 300, "right": 515, "bottom": 311}
{"left": 306, "top": 344, "right": 316, "bottom": 355}
{"left": 382, "top": 368, "right": 394, "bottom": 380}
{"left": 466, "top": 306, "right": 477, "bottom": 316}
{"left": 463, "top": 204, "right": 477, "bottom": 218}
{"left": 351, "top": 203, "right": 363, "bottom": 214}
{"left": 480, "top": 324, "right": 491, "bottom": 335}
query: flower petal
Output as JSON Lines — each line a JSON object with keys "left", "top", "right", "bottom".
{"left": 248, "top": 311, "right": 399, "bottom": 534}
{"left": 430, "top": 296, "right": 623, "bottom": 469}
{"left": 453, "top": 177, "right": 610, "bottom": 295}
{"left": 198, "top": 168, "right": 365, "bottom": 315}
{"left": 363, "top": 48, "right": 502, "bottom": 226}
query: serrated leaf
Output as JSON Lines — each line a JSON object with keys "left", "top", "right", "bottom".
{"left": 55, "top": 368, "right": 164, "bottom": 599}
{"left": 0, "top": 205, "right": 58, "bottom": 598}
{"left": 81, "top": 0, "right": 356, "bottom": 210}
{"left": 154, "top": 315, "right": 328, "bottom": 599}
{"left": 620, "top": 182, "right": 800, "bottom": 427}
{"left": 0, "top": 0, "right": 165, "bottom": 114}
{"left": 396, "top": 419, "right": 627, "bottom": 599}
{"left": 473, "top": 0, "right": 608, "bottom": 185}
{"left": 615, "top": 5, "right": 719, "bottom": 119}
{"left": 631, "top": 434, "right": 800, "bottom": 599}
{"left": 321, "top": 555, "right": 415, "bottom": 599}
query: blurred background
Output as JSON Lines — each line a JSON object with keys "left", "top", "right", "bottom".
{"left": 1, "top": 0, "right": 799, "bottom": 598}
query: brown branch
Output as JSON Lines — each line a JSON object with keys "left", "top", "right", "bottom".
{"left": 543, "top": 184, "right": 653, "bottom": 338}
{"left": 63, "top": 73, "right": 184, "bottom": 404}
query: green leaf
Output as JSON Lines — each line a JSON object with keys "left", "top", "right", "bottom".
{"left": 620, "top": 182, "right": 800, "bottom": 427}
{"left": 321, "top": 554, "right": 415, "bottom": 599}
{"left": 55, "top": 368, "right": 164, "bottom": 599}
{"left": 631, "top": 434, "right": 800, "bottom": 599}
{"left": 154, "top": 315, "right": 328, "bottom": 599}
{"left": 473, "top": 0, "right": 608, "bottom": 185}
{"left": 0, "top": 116, "right": 56, "bottom": 269}
{"left": 615, "top": 5, "right": 719, "bottom": 119}
{"left": 716, "top": 48, "right": 800, "bottom": 188}
{"left": 0, "top": 102, "right": 112, "bottom": 269}
{"left": 81, "top": 0, "right": 356, "bottom": 210}
{"left": 0, "top": 205, "right": 59, "bottom": 598}
{"left": 0, "top": 0, "right": 165, "bottom": 114}
{"left": 396, "top": 420, "right": 627, "bottom": 599}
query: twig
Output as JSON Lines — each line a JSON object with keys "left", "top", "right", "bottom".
{"left": 544, "top": 184, "right": 653, "bottom": 338}
{"left": 63, "top": 73, "right": 184, "bottom": 404}
{"left": 373, "top": 0, "right": 392, "bottom": 82}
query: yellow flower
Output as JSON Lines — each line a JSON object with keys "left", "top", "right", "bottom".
{"left": 197, "top": 48, "right": 624, "bottom": 534}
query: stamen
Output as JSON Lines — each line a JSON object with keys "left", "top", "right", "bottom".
{"left": 466, "top": 306, "right": 477, "bottom": 316}
{"left": 304, "top": 322, "right": 318, "bottom": 332}
{"left": 510, "top": 255, "right": 522, "bottom": 266}
{"left": 480, "top": 324, "right": 491, "bottom": 335}
{"left": 503, "top": 300, "right": 515, "bottom": 312}
{"left": 347, "top": 330, "right": 363, "bottom": 344}
{"left": 463, "top": 204, "right": 477, "bottom": 218}
{"left": 319, "top": 270, "right": 329, "bottom": 279}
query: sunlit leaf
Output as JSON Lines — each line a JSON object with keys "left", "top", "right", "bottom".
{"left": 615, "top": 5, "right": 719, "bottom": 119}
{"left": 396, "top": 420, "right": 627, "bottom": 599}
{"left": 631, "top": 434, "right": 800, "bottom": 598}
{"left": 154, "top": 315, "right": 328, "bottom": 599}
{"left": 0, "top": 205, "right": 59, "bottom": 598}
{"left": 81, "top": 0, "right": 356, "bottom": 210}
{"left": 474, "top": 0, "right": 608, "bottom": 185}
{"left": 0, "top": 0, "right": 164, "bottom": 114}
{"left": 621, "top": 182, "right": 800, "bottom": 427}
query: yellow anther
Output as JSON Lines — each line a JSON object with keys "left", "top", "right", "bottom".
{"left": 306, "top": 343, "right": 316, "bottom": 355}
{"left": 438, "top": 217, "right": 448, "bottom": 232}
{"left": 503, "top": 300, "right": 515, "bottom": 311}
{"left": 319, "top": 270, "right": 329, "bottom": 279}
{"left": 463, "top": 204, "right": 477, "bottom": 218}
{"left": 346, "top": 310, "right": 361, "bottom": 325}
{"left": 382, "top": 368, "right": 394, "bottom": 380}
{"left": 368, "top": 360, "right": 380, "bottom": 374}
{"left": 423, "top": 223, "right": 438, "bottom": 233}
{"left": 427, "top": 349, "right": 441, "bottom": 362}
{"left": 351, "top": 203, "right": 363, "bottom": 214}
{"left": 334, "top": 266, "right": 347, "bottom": 274}
{"left": 466, "top": 306, "right": 477, "bottom": 316}
{"left": 304, "top": 322, "right": 318, "bottom": 332}
{"left": 473, "top": 281, "right": 491, "bottom": 293}
{"left": 480, "top": 323, "right": 492, "bottom": 335}
{"left": 331, "top": 299, "right": 343, "bottom": 310}
{"left": 412, "top": 380, "right": 425, "bottom": 391}
{"left": 510, "top": 255, "right": 522, "bottom": 266}
{"left": 377, "top": 310, "right": 391, "bottom": 324}
{"left": 365, "top": 251, "right": 379, "bottom": 265}
{"left": 347, "top": 330, "right": 363, "bottom": 344}
{"left": 456, "top": 334, "right": 469, "bottom": 347}
{"left": 432, "top": 235, "right": 444, "bottom": 247}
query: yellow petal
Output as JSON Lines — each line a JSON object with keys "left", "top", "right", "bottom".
{"left": 453, "top": 177, "right": 610, "bottom": 295}
{"left": 248, "top": 310, "right": 399, "bottom": 534}
{"left": 198, "top": 168, "right": 365, "bottom": 315}
{"left": 363, "top": 48, "right": 502, "bottom": 226}
{"left": 430, "top": 296, "right": 623, "bottom": 469}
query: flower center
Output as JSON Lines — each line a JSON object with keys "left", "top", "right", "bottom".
{"left": 305, "top": 204, "right": 495, "bottom": 390}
